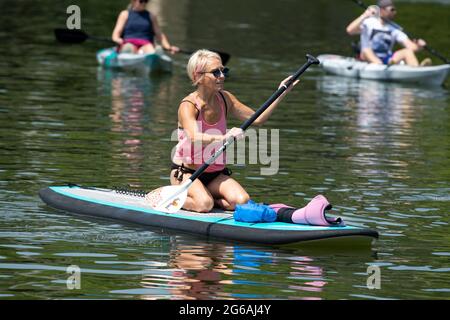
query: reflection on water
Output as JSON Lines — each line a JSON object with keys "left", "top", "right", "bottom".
{"left": 98, "top": 69, "right": 150, "bottom": 181}
{"left": 317, "top": 75, "right": 448, "bottom": 131}
{"left": 95, "top": 68, "right": 178, "bottom": 188}
{"left": 114, "top": 238, "right": 334, "bottom": 300}
{"left": 317, "top": 75, "right": 449, "bottom": 180}
{"left": 157, "top": 242, "right": 233, "bottom": 300}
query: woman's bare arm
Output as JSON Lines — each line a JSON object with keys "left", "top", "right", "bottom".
{"left": 112, "top": 10, "right": 129, "bottom": 45}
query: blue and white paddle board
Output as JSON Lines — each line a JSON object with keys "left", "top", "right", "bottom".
{"left": 39, "top": 185, "right": 378, "bottom": 247}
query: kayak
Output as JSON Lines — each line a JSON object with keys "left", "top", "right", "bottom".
{"left": 317, "top": 54, "right": 450, "bottom": 86}
{"left": 39, "top": 185, "right": 378, "bottom": 247}
{"left": 96, "top": 46, "right": 172, "bottom": 73}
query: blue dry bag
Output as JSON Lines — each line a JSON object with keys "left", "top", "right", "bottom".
{"left": 234, "top": 200, "right": 277, "bottom": 223}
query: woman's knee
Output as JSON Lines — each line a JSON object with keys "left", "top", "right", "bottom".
{"left": 193, "top": 196, "right": 214, "bottom": 213}
{"left": 120, "top": 43, "right": 136, "bottom": 53}
{"left": 229, "top": 192, "right": 250, "bottom": 206}
{"left": 139, "top": 43, "right": 156, "bottom": 54}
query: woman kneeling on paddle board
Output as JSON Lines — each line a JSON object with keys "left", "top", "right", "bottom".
{"left": 171, "top": 49, "right": 298, "bottom": 213}
{"left": 112, "top": 0, "right": 179, "bottom": 54}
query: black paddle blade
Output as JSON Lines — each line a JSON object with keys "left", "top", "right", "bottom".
{"left": 54, "top": 28, "right": 88, "bottom": 43}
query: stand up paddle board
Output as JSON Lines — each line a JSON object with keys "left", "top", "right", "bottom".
{"left": 39, "top": 185, "right": 378, "bottom": 247}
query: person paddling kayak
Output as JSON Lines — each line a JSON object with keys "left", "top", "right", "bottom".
{"left": 171, "top": 49, "right": 298, "bottom": 213}
{"left": 346, "top": 0, "right": 431, "bottom": 66}
{"left": 112, "top": 0, "right": 179, "bottom": 55}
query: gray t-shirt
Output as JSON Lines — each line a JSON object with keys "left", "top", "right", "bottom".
{"left": 360, "top": 17, "right": 408, "bottom": 60}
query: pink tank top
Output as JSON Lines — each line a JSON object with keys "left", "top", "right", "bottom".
{"left": 173, "top": 92, "right": 227, "bottom": 173}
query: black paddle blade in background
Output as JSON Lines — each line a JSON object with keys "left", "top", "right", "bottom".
{"left": 54, "top": 28, "right": 232, "bottom": 64}
{"left": 54, "top": 28, "right": 88, "bottom": 43}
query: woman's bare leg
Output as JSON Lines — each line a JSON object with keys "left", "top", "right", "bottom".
{"left": 138, "top": 43, "right": 156, "bottom": 54}
{"left": 207, "top": 174, "right": 250, "bottom": 211}
{"left": 120, "top": 43, "right": 137, "bottom": 53}
{"left": 170, "top": 170, "right": 214, "bottom": 213}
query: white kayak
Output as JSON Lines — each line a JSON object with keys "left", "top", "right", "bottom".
{"left": 318, "top": 54, "right": 450, "bottom": 86}
{"left": 96, "top": 46, "right": 172, "bottom": 73}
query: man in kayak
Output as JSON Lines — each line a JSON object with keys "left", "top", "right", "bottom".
{"left": 171, "top": 49, "right": 298, "bottom": 213}
{"left": 346, "top": 0, "right": 431, "bottom": 66}
{"left": 112, "top": 0, "right": 179, "bottom": 54}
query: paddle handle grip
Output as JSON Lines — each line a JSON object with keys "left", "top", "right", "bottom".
{"left": 189, "top": 54, "right": 320, "bottom": 183}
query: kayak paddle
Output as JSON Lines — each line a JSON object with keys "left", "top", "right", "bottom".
{"left": 350, "top": 0, "right": 450, "bottom": 64}
{"left": 145, "top": 54, "right": 320, "bottom": 213}
{"left": 54, "top": 28, "right": 231, "bottom": 65}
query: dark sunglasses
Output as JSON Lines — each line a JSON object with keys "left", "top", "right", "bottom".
{"left": 139, "top": 0, "right": 149, "bottom": 3}
{"left": 202, "top": 67, "right": 229, "bottom": 78}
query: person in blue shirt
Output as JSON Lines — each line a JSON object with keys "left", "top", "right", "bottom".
{"left": 112, "top": 0, "right": 179, "bottom": 55}
{"left": 346, "top": 0, "right": 431, "bottom": 66}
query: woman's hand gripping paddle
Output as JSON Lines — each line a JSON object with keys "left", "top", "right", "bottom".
{"left": 145, "top": 54, "right": 320, "bottom": 213}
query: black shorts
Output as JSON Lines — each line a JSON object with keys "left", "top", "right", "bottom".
{"left": 171, "top": 163, "right": 232, "bottom": 186}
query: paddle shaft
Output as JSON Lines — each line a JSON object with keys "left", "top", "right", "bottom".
{"left": 351, "top": 0, "right": 449, "bottom": 64}
{"left": 188, "top": 54, "right": 320, "bottom": 183}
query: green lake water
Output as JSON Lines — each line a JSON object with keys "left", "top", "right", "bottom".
{"left": 0, "top": 0, "right": 449, "bottom": 299}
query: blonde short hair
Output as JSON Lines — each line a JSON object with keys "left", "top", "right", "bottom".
{"left": 186, "top": 49, "right": 222, "bottom": 86}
